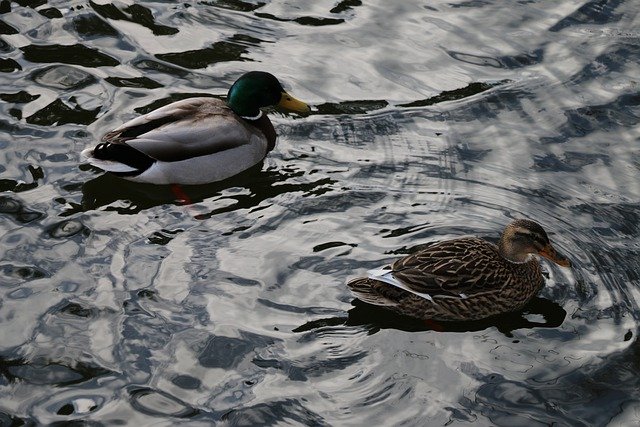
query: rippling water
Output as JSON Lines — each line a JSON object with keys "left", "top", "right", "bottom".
{"left": 1, "top": 0, "right": 639, "bottom": 425}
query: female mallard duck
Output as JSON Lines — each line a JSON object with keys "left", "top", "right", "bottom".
{"left": 347, "top": 219, "right": 571, "bottom": 322}
{"left": 82, "top": 71, "right": 310, "bottom": 185}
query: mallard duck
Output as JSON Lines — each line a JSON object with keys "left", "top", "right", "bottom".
{"left": 82, "top": 71, "right": 310, "bottom": 185}
{"left": 347, "top": 219, "right": 571, "bottom": 322}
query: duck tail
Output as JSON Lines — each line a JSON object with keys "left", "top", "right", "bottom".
{"left": 82, "top": 143, "right": 154, "bottom": 176}
{"left": 82, "top": 149, "right": 138, "bottom": 173}
{"left": 346, "top": 277, "right": 399, "bottom": 307}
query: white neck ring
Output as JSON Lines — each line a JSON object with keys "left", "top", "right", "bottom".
{"left": 241, "top": 111, "right": 263, "bottom": 120}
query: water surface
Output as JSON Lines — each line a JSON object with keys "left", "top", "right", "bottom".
{"left": 0, "top": 0, "right": 639, "bottom": 425}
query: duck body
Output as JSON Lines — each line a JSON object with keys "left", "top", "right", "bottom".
{"left": 83, "top": 97, "right": 275, "bottom": 185}
{"left": 347, "top": 219, "right": 571, "bottom": 322}
{"left": 82, "top": 71, "right": 309, "bottom": 185}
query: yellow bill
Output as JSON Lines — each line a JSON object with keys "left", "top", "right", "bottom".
{"left": 278, "top": 91, "right": 311, "bottom": 114}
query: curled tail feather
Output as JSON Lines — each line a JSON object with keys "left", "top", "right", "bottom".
{"left": 82, "top": 143, "right": 154, "bottom": 176}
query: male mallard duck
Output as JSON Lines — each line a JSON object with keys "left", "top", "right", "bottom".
{"left": 347, "top": 219, "right": 571, "bottom": 322}
{"left": 82, "top": 71, "right": 310, "bottom": 185}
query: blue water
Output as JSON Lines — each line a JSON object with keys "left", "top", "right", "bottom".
{"left": 0, "top": 0, "right": 639, "bottom": 425}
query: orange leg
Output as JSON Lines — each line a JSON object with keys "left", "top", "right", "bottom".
{"left": 170, "top": 184, "right": 192, "bottom": 205}
{"left": 423, "top": 319, "right": 444, "bottom": 332}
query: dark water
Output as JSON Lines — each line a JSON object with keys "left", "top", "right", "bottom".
{"left": 1, "top": 0, "right": 639, "bottom": 425}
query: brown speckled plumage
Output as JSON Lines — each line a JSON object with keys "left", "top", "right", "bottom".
{"left": 347, "top": 219, "right": 570, "bottom": 321}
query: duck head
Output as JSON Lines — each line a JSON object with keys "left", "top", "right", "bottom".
{"left": 227, "top": 71, "right": 310, "bottom": 119}
{"left": 499, "top": 219, "right": 571, "bottom": 267}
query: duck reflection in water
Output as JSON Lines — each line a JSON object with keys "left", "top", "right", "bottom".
{"left": 73, "top": 162, "right": 266, "bottom": 216}
{"left": 71, "top": 164, "right": 334, "bottom": 217}
{"left": 294, "top": 297, "right": 566, "bottom": 337}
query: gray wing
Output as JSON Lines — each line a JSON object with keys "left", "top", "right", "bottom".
{"left": 102, "top": 97, "right": 262, "bottom": 162}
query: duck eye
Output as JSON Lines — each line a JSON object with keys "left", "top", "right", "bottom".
{"left": 533, "top": 235, "right": 548, "bottom": 248}
{"left": 513, "top": 231, "right": 531, "bottom": 240}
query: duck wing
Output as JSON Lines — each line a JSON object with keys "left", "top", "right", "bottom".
{"left": 390, "top": 237, "right": 508, "bottom": 297}
{"left": 102, "top": 97, "right": 262, "bottom": 162}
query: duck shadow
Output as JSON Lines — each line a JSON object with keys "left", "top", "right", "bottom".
{"left": 294, "top": 297, "right": 566, "bottom": 337}
{"left": 64, "top": 163, "right": 334, "bottom": 217}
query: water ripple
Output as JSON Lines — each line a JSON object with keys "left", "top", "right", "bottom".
{"left": 0, "top": 0, "right": 638, "bottom": 425}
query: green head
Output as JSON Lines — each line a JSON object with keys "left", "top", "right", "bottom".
{"left": 226, "top": 71, "right": 310, "bottom": 118}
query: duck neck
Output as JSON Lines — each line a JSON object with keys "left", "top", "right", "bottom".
{"left": 245, "top": 113, "right": 277, "bottom": 152}
{"left": 227, "top": 94, "right": 261, "bottom": 118}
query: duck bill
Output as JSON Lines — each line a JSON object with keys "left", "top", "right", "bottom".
{"left": 539, "top": 244, "right": 571, "bottom": 267}
{"left": 278, "top": 91, "right": 310, "bottom": 114}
